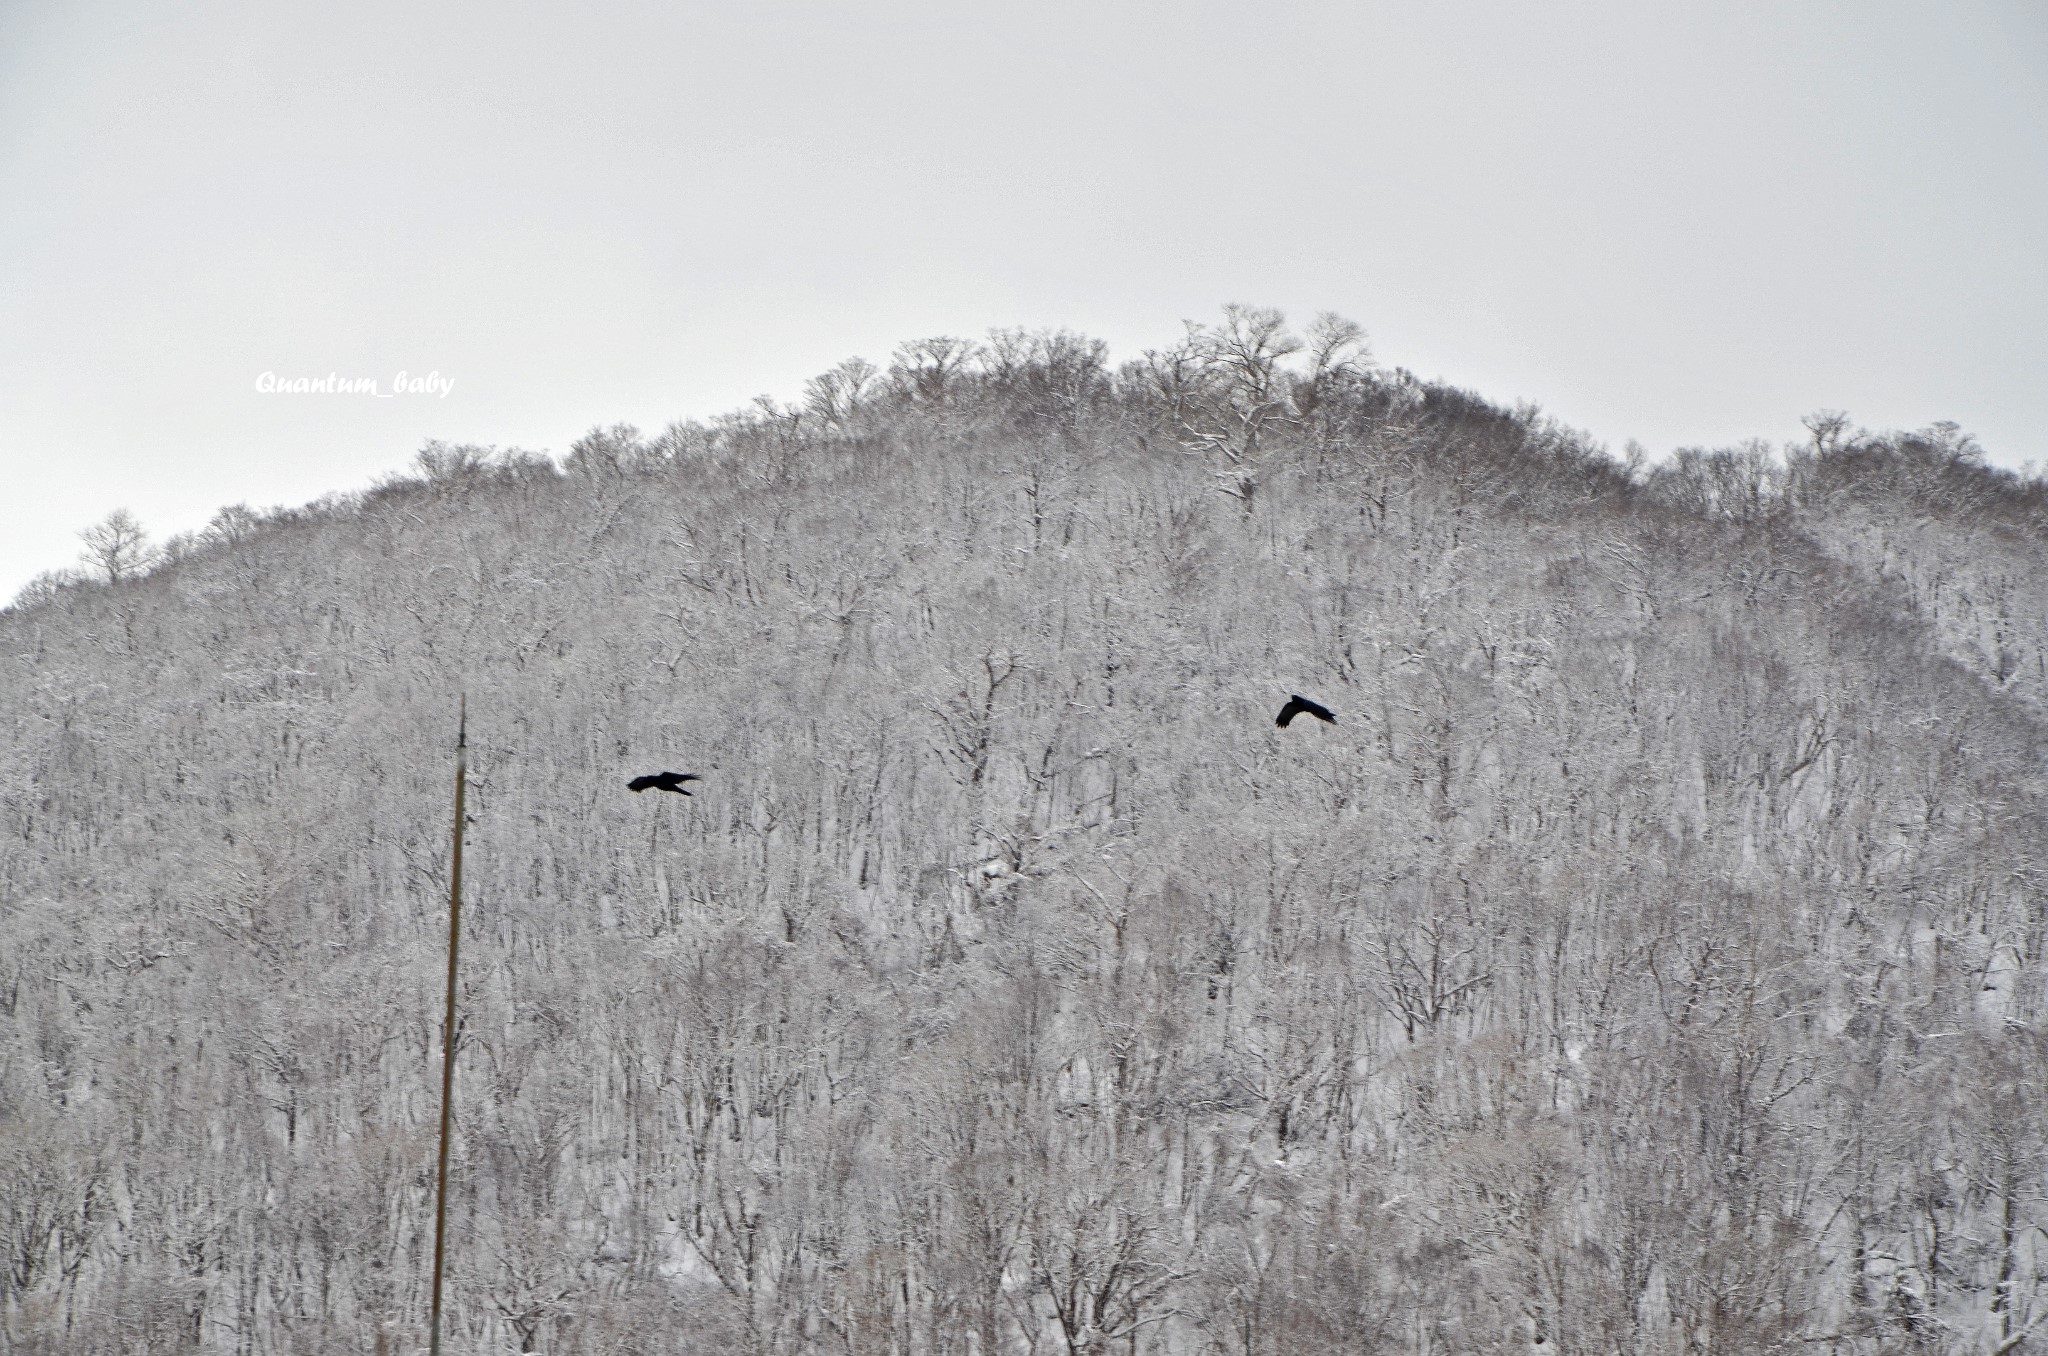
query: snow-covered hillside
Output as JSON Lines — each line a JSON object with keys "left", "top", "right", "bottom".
{"left": 5, "top": 313, "right": 2045, "bottom": 1354}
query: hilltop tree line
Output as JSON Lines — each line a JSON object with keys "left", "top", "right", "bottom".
{"left": 3, "top": 309, "right": 2046, "bottom": 1354}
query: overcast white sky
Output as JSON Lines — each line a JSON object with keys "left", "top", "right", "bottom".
{"left": 2, "top": 0, "right": 2042, "bottom": 602}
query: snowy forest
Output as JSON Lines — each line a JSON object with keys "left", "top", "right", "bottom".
{"left": 4, "top": 308, "right": 2047, "bottom": 1355}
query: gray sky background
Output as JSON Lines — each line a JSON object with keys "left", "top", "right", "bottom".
{"left": 2, "top": 0, "right": 2042, "bottom": 604}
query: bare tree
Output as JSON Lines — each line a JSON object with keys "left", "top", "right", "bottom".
{"left": 802, "top": 356, "right": 879, "bottom": 427}
{"left": 888, "top": 336, "right": 980, "bottom": 407}
{"left": 1292, "top": 310, "right": 1372, "bottom": 419}
{"left": 201, "top": 504, "right": 263, "bottom": 549}
{"left": 77, "top": 508, "right": 155, "bottom": 582}
{"left": 413, "top": 440, "right": 495, "bottom": 484}
{"left": 1181, "top": 305, "right": 1301, "bottom": 505}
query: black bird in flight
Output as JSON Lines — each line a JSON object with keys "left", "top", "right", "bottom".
{"left": 1276, "top": 694, "right": 1336, "bottom": 728}
{"left": 627, "top": 772, "right": 701, "bottom": 795}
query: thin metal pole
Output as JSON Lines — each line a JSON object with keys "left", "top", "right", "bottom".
{"left": 429, "top": 695, "right": 467, "bottom": 1356}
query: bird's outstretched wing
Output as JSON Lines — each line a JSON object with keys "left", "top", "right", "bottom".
{"left": 1276, "top": 695, "right": 1337, "bottom": 727}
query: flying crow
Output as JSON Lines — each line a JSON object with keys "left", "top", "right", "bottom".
{"left": 627, "top": 772, "right": 701, "bottom": 795}
{"left": 1276, "top": 695, "right": 1336, "bottom": 728}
